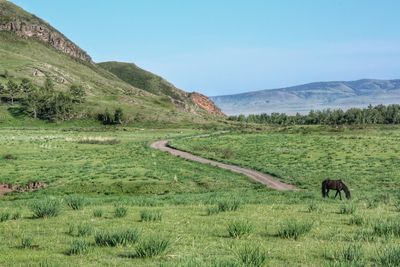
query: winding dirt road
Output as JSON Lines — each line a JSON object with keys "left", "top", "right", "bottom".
{"left": 151, "top": 140, "right": 296, "bottom": 191}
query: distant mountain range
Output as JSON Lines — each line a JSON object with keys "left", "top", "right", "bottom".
{"left": 210, "top": 79, "right": 400, "bottom": 115}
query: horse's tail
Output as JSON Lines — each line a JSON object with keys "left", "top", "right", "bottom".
{"left": 342, "top": 182, "right": 351, "bottom": 199}
{"left": 321, "top": 180, "right": 327, "bottom": 198}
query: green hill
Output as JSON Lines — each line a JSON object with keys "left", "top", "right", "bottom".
{"left": 98, "top": 62, "right": 188, "bottom": 101}
{"left": 0, "top": 0, "right": 221, "bottom": 126}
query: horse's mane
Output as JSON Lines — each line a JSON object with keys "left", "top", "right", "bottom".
{"left": 341, "top": 181, "right": 351, "bottom": 199}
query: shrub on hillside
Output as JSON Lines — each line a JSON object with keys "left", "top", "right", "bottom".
{"left": 97, "top": 108, "right": 124, "bottom": 125}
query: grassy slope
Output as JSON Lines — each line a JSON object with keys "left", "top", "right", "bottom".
{"left": 0, "top": 32, "right": 209, "bottom": 126}
{"left": 98, "top": 61, "right": 189, "bottom": 102}
{"left": 0, "top": 127, "right": 400, "bottom": 266}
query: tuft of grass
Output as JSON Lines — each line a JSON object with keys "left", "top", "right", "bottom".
{"left": 131, "top": 235, "right": 170, "bottom": 258}
{"left": 77, "top": 137, "right": 120, "bottom": 145}
{"left": 0, "top": 212, "right": 10, "bottom": 222}
{"left": 93, "top": 209, "right": 103, "bottom": 218}
{"left": 307, "top": 202, "right": 319, "bottom": 213}
{"left": 394, "top": 200, "right": 400, "bottom": 212}
{"left": 376, "top": 246, "right": 400, "bottom": 267}
{"left": 277, "top": 220, "right": 313, "bottom": 240}
{"left": 372, "top": 218, "right": 400, "bottom": 237}
{"left": 227, "top": 220, "right": 254, "bottom": 238}
{"left": 67, "top": 224, "right": 76, "bottom": 236}
{"left": 77, "top": 223, "right": 93, "bottom": 237}
{"left": 140, "top": 210, "right": 162, "bottom": 222}
{"left": 217, "top": 199, "right": 241, "bottom": 212}
{"left": 95, "top": 229, "right": 140, "bottom": 247}
{"left": 20, "top": 237, "right": 33, "bottom": 249}
{"left": 349, "top": 215, "right": 364, "bottom": 226}
{"left": 352, "top": 229, "right": 376, "bottom": 242}
{"left": 365, "top": 198, "right": 378, "bottom": 209}
{"left": 207, "top": 206, "right": 220, "bottom": 216}
{"left": 237, "top": 246, "right": 266, "bottom": 267}
{"left": 30, "top": 198, "right": 61, "bottom": 218}
{"left": 66, "top": 240, "right": 91, "bottom": 256}
{"left": 339, "top": 204, "right": 355, "bottom": 214}
{"left": 114, "top": 205, "right": 128, "bottom": 218}
{"left": 334, "top": 244, "right": 364, "bottom": 266}
{"left": 65, "top": 195, "right": 85, "bottom": 210}
{"left": 3, "top": 154, "right": 17, "bottom": 160}
{"left": 11, "top": 212, "right": 21, "bottom": 220}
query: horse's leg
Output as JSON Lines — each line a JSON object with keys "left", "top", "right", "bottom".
{"left": 334, "top": 190, "right": 339, "bottom": 199}
{"left": 327, "top": 189, "right": 330, "bottom": 198}
{"left": 339, "top": 191, "right": 342, "bottom": 200}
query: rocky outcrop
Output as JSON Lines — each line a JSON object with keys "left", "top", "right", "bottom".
{"left": 0, "top": 20, "right": 92, "bottom": 62}
{"left": 190, "top": 92, "right": 225, "bottom": 116}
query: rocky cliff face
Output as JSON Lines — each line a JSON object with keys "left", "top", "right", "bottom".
{"left": 190, "top": 92, "right": 224, "bottom": 116}
{"left": 0, "top": 20, "right": 92, "bottom": 62}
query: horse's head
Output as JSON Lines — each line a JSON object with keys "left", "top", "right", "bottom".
{"left": 341, "top": 182, "right": 351, "bottom": 199}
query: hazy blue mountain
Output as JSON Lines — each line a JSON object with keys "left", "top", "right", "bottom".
{"left": 211, "top": 79, "right": 400, "bottom": 115}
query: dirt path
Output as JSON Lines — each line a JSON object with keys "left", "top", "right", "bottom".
{"left": 0, "top": 184, "right": 13, "bottom": 196}
{"left": 151, "top": 140, "right": 297, "bottom": 191}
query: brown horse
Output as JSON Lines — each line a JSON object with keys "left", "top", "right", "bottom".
{"left": 321, "top": 179, "right": 351, "bottom": 200}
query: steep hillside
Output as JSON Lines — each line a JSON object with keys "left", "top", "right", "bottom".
{"left": 211, "top": 79, "right": 400, "bottom": 115}
{"left": 0, "top": 0, "right": 222, "bottom": 125}
{"left": 98, "top": 61, "right": 224, "bottom": 116}
{"left": 0, "top": 0, "right": 91, "bottom": 62}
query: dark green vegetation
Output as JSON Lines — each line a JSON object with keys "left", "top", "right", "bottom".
{"left": 131, "top": 236, "right": 170, "bottom": 258}
{"left": 276, "top": 220, "right": 313, "bottom": 240}
{"left": 1, "top": 127, "right": 400, "bottom": 266}
{"left": 229, "top": 104, "right": 400, "bottom": 126}
{"left": 140, "top": 210, "right": 162, "bottom": 222}
{"left": 94, "top": 229, "right": 140, "bottom": 247}
{"left": 227, "top": 220, "right": 254, "bottom": 238}
{"left": 30, "top": 198, "right": 60, "bottom": 218}
{"left": 0, "top": 76, "right": 87, "bottom": 121}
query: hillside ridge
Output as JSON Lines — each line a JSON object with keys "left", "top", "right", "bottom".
{"left": 0, "top": 0, "right": 92, "bottom": 62}
{"left": 98, "top": 61, "right": 224, "bottom": 116}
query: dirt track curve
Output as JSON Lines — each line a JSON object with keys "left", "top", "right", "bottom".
{"left": 151, "top": 140, "right": 297, "bottom": 191}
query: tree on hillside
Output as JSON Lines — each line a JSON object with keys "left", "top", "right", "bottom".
{"left": 69, "top": 84, "right": 86, "bottom": 103}
{"left": 0, "top": 83, "right": 4, "bottom": 103}
{"left": 6, "top": 80, "right": 20, "bottom": 105}
{"left": 22, "top": 86, "right": 41, "bottom": 119}
{"left": 44, "top": 77, "right": 54, "bottom": 92}
{"left": 20, "top": 78, "right": 33, "bottom": 94}
{"left": 114, "top": 108, "right": 123, "bottom": 124}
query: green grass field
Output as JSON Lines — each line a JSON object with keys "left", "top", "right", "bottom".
{"left": 1, "top": 126, "right": 400, "bottom": 266}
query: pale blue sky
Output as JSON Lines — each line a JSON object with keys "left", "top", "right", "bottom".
{"left": 10, "top": 0, "right": 400, "bottom": 96}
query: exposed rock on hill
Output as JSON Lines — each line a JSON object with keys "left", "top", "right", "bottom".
{"left": 0, "top": 1, "right": 92, "bottom": 62}
{"left": 190, "top": 92, "right": 224, "bottom": 116}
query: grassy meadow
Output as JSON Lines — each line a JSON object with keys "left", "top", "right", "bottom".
{"left": 1, "top": 126, "right": 400, "bottom": 266}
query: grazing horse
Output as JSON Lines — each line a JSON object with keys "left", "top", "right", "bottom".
{"left": 321, "top": 179, "right": 351, "bottom": 200}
